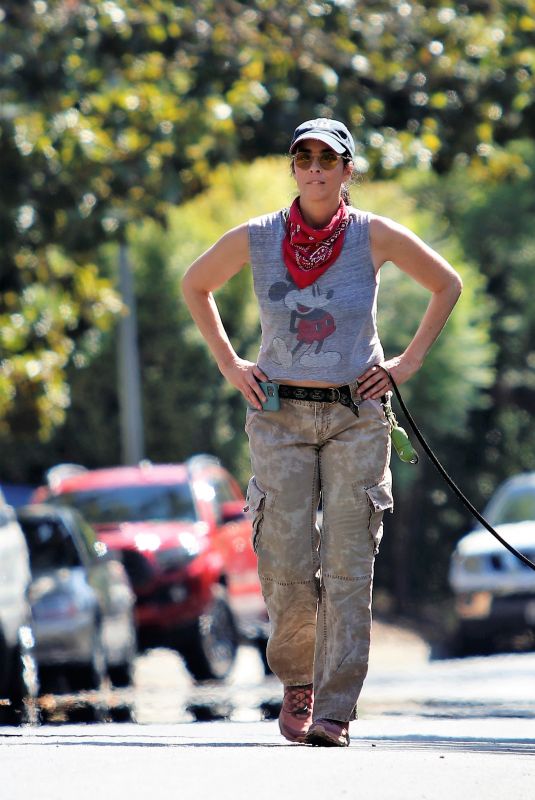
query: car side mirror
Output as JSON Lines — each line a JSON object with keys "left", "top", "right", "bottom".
{"left": 220, "top": 500, "right": 246, "bottom": 524}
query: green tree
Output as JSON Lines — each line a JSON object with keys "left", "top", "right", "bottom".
{"left": 0, "top": 0, "right": 256, "bottom": 433}
{"left": 1, "top": 158, "right": 495, "bottom": 617}
{"left": 1, "top": 0, "right": 534, "bottom": 432}
{"left": 413, "top": 141, "right": 535, "bottom": 512}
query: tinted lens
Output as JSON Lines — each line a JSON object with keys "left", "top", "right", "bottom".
{"left": 293, "top": 152, "right": 313, "bottom": 169}
{"left": 293, "top": 152, "right": 340, "bottom": 170}
{"left": 319, "top": 152, "right": 340, "bottom": 168}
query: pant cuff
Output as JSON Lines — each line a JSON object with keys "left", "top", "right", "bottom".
{"left": 279, "top": 676, "right": 314, "bottom": 687}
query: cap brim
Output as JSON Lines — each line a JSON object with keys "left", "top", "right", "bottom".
{"left": 290, "top": 132, "right": 347, "bottom": 155}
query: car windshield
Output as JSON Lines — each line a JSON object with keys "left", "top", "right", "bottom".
{"left": 53, "top": 483, "right": 197, "bottom": 525}
{"left": 19, "top": 517, "right": 81, "bottom": 570}
{"left": 488, "top": 487, "right": 535, "bottom": 525}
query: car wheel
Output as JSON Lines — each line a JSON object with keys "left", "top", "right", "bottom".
{"left": 179, "top": 594, "right": 238, "bottom": 682}
{"left": 108, "top": 662, "right": 134, "bottom": 688}
{"left": 451, "top": 626, "right": 494, "bottom": 658}
{"left": 67, "top": 632, "right": 107, "bottom": 692}
{"left": 37, "top": 665, "right": 69, "bottom": 695}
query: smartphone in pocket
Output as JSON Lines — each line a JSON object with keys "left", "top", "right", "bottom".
{"left": 255, "top": 381, "right": 280, "bottom": 411}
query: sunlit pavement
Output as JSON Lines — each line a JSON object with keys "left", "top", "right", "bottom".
{"left": 1, "top": 638, "right": 534, "bottom": 798}
{"left": 362, "top": 651, "right": 535, "bottom": 720}
{"left": 1, "top": 714, "right": 534, "bottom": 800}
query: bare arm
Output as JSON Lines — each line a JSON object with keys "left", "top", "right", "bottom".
{"left": 181, "top": 223, "right": 268, "bottom": 410}
{"left": 358, "top": 215, "right": 463, "bottom": 400}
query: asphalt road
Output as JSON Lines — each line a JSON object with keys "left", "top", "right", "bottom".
{"left": 1, "top": 630, "right": 534, "bottom": 799}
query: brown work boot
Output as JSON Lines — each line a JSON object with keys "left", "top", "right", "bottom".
{"left": 278, "top": 684, "right": 314, "bottom": 743}
{"left": 305, "top": 718, "right": 350, "bottom": 747}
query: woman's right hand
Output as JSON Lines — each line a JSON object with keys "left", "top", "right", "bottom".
{"left": 220, "top": 358, "right": 270, "bottom": 411}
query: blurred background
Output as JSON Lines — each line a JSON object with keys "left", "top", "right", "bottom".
{"left": 1, "top": 0, "right": 535, "bottom": 673}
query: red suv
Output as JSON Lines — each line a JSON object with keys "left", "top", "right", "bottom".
{"left": 32, "top": 456, "right": 268, "bottom": 681}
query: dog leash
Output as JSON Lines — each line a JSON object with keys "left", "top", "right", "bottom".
{"left": 383, "top": 368, "right": 535, "bottom": 573}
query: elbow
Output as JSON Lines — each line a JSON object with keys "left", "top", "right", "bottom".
{"left": 435, "top": 271, "right": 462, "bottom": 309}
{"left": 181, "top": 270, "right": 198, "bottom": 304}
{"left": 181, "top": 270, "right": 210, "bottom": 314}
{"left": 445, "top": 271, "right": 463, "bottom": 303}
{"left": 181, "top": 269, "right": 192, "bottom": 298}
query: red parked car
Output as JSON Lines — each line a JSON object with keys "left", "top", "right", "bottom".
{"left": 32, "top": 456, "right": 269, "bottom": 681}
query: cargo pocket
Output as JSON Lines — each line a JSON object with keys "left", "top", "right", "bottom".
{"left": 364, "top": 476, "right": 394, "bottom": 555}
{"left": 244, "top": 476, "right": 267, "bottom": 554}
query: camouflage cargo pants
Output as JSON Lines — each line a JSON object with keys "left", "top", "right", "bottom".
{"left": 245, "top": 396, "right": 393, "bottom": 723}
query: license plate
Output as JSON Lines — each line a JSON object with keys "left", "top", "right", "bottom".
{"left": 525, "top": 600, "right": 535, "bottom": 625}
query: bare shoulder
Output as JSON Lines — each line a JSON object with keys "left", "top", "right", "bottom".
{"left": 370, "top": 212, "right": 445, "bottom": 265}
{"left": 368, "top": 213, "right": 462, "bottom": 292}
{"left": 368, "top": 214, "right": 414, "bottom": 272}
{"left": 201, "top": 221, "right": 250, "bottom": 269}
{"left": 369, "top": 213, "right": 414, "bottom": 249}
{"left": 182, "top": 221, "right": 251, "bottom": 293}
{"left": 216, "top": 222, "right": 250, "bottom": 257}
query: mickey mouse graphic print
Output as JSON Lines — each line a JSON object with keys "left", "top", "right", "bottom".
{"left": 248, "top": 208, "right": 384, "bottom": 384}
{"left": 267, "top": 278, "right": 341, "bottom": 369}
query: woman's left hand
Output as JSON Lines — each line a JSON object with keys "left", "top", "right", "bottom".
{"left": 356, "top": 355, "right": 421, "bottom": 400}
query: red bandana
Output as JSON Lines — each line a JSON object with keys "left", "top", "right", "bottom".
{"left": 282, "top": 198, "right": 349, "bottom": 288}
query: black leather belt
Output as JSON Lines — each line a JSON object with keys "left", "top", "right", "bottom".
{"left": 277, "top": 383, "right": 361, "bottom": 417}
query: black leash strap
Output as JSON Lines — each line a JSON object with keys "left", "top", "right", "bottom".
{"left": 384, "top": 369, "right": 535, "bottom": 573}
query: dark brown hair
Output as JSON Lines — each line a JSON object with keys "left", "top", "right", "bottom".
{"left": 341, "top": 155, "right": 353, "bottom": 205}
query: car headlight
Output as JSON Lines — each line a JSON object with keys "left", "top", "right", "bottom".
{"left": 459, "top": 555, "right": 483, "bottom": 574}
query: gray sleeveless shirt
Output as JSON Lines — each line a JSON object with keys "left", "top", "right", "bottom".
{"left": 248, "top": 206, "right": 384, "bottom": 384}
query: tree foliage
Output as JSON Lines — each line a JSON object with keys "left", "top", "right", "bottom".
{"left": 0, "top": 158, "right": 496, "bottom": 615}
{"left": 1, "top": 0, "right": 534, "bottom": 431}
{"left": 413, "top": 141, "right": 535, "bottom": 506}
{"left": 368, "top": 141, "right": 535, "bottom": 608}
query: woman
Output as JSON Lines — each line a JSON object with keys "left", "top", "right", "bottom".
{"left": 182, "top": 118, "right": 462, "bottom": 746}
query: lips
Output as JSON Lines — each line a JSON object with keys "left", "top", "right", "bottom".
{"left": 297, "top": 304, "right": 311, "bottom": 313}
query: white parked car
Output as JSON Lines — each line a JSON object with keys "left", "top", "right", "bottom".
{"left": 0, "top": 489, "right": 38, "bottom": 722}
{"left": 449, "top": 472, "right": 535, "bottom": 655}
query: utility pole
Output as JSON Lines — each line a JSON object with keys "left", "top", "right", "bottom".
{"left": 117, "top": 243, "right": 144, "bottom": 465}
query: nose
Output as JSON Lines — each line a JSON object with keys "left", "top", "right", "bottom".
{"left": 307, "top": 156, "right": 323, "bottom": 170}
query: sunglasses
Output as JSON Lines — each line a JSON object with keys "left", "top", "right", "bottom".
{"left": 292, "top": 151, "right": 343, "bottom": 170}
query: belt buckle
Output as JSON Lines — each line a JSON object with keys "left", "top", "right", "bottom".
{"left": 327, "top": 387, "right": 341, "bottom": 404}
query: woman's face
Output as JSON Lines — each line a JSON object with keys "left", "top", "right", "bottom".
{"left": 292, "top": 139, "right": 353, "bottom": 202}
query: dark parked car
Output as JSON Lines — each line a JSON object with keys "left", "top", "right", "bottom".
{"left": 449, "top": 472, "right": 535, "bottom": 655}
{"left": 16, "top": 504, "right": 137, "bottom": 692}
{"left": 0, "top": 489, "right": 38, "bottom": 721}
{"left": 33, "top": 456, "right": 269, "bottom": 681}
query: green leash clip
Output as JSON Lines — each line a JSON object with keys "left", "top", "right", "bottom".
{"left": 384, "top": 403, "right": 419, "bottom": 464}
